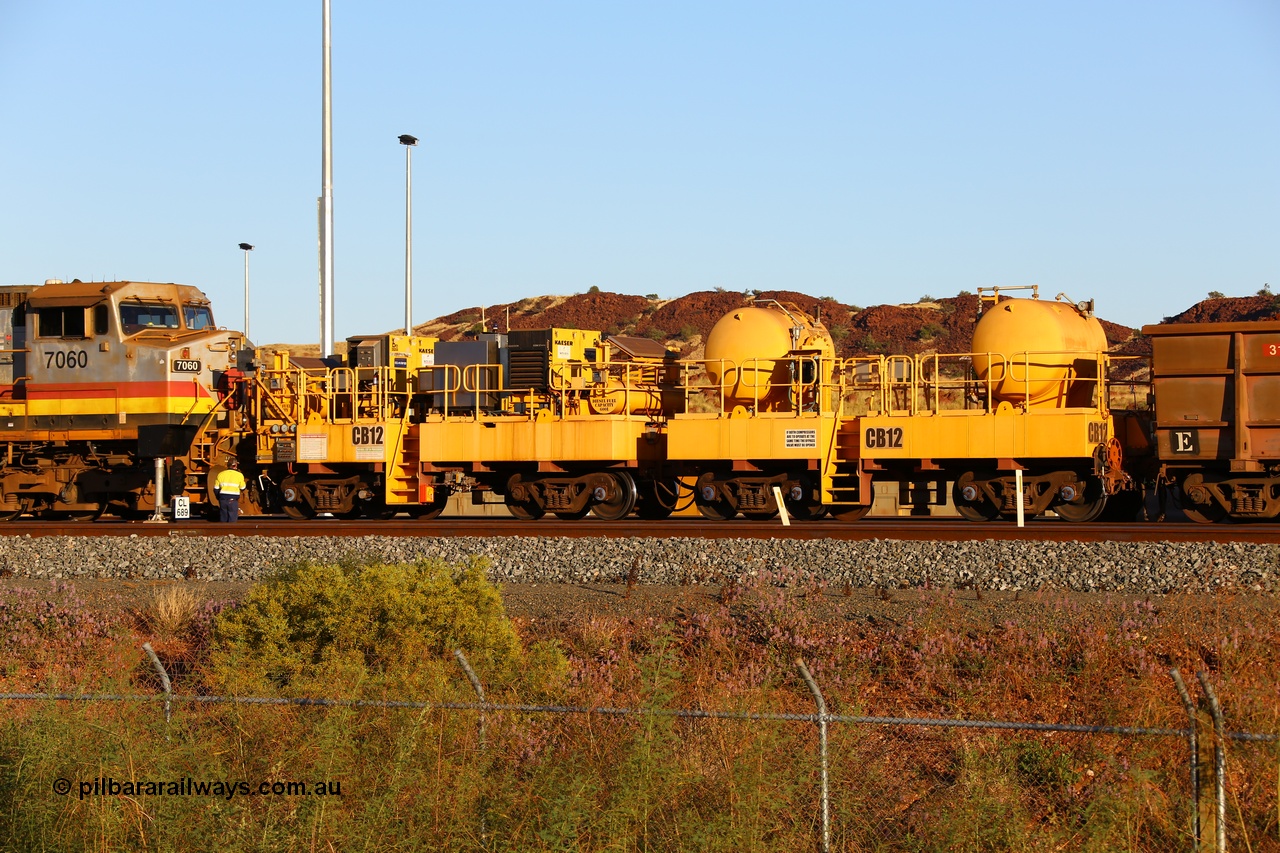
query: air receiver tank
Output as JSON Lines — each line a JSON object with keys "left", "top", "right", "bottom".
{"left": 704, "top": 301, "right": 834, "bottom": 411}
{"left": 971, "top": 293, "right": 1108, "bottom": 408}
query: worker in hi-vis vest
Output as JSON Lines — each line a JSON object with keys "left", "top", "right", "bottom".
{"left": 213, "top": 457, "right": 247, "bottom": 523}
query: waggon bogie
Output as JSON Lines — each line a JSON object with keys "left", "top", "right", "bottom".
{"left": 501, "top": 469, "right": 641, "bottom": 521}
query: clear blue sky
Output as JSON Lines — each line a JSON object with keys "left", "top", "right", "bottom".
{"left": 2, "top": 1, "right": 1277, "bottom": 345}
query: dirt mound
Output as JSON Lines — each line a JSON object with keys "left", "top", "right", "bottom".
{"left": 1157, "top": 294, "right": 1280, "bottom": 325}
{"left": 1107, "top": 294, "right": 1280, "bottom": 366}
{"left": 409, "top": 288, "right": 1145, "bottom": 359}
{"left": 278, "top": 289, "right": 1249, "bottom": 361}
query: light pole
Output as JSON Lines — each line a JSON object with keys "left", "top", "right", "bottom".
{"left": 399, "top": 134, "right": 418, "bottom": 336}
{"left": 238, "top": 242, "right": 254, "bottom": 340}
{"left": 319, "top": 0, "right": 335, "bottom": 357}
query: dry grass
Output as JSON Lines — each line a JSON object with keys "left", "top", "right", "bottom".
{"left": 134, "top": 584, "right": 203, "bottom": 638}
{"left": 1, "top": 573, "right": 1278, "bottom": 851}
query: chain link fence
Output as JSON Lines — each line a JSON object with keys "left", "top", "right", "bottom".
{"left": 2, "top": 644, "right": 1276, "bottom": 852}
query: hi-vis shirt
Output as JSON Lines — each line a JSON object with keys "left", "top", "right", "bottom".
{"left": 214, "top": 469, "right": 247, "bottom": 497}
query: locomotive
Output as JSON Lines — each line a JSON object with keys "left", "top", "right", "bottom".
{"left": 0, "top": 279, "right": 247, "bottom": 519}
{"left": 1, "top": 277, "right": 1274, "bottom": 524}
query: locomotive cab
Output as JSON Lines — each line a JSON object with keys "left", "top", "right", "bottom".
{"left": 23, "top": 280, "right": 243, "bottom": 439}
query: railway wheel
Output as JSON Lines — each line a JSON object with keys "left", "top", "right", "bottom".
{"left": 1182, "top": 504, "right": 1227, "bottom": 524}
{"left": 283, "top": 502, "right": 317, "bottom": 520}
{"left": 743, "top": 510, "right": 778, "bottom": 521}
{"left": 1180, "top": 475, "right": 1227, "bottom": 524}
{"left": 635, "top": 478, "right": 679, "bottom": 520}
{"left": 1099, "top": 489, "right": 1145, "bottom": 522}
{"left": 952, "top": 472, "right": 999, "bottom": 522}
{"left": 695, "top": 475, "right": 737, "bottom": 520}
{"left": 830, "top": 504, "right": 871, "bottom": 522}
{"left": 0, "top": 502, "right": 26, "bottom": 522}
{"left": 784, "top": 497, "right": 829, "bottom": 521}
{"left": 1053, "top": 479, "right": 1108, "bottom": 523}
{"left": 505, "top": 494, "right": 546, "bottom": 520}
{"left": 591, "top": 472, "right": 638, "bottom": 521}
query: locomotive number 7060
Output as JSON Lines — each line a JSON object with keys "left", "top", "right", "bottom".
{"left": 45, "top": 350, "right": 88, "bottom": 369}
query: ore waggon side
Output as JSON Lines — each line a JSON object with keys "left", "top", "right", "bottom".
{"left": 1143, "top": 319, "right": 1280, "bottom": 522}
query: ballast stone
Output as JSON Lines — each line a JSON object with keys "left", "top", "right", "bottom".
{"left": 0, "top": 535, "right": 1273, "bottom": 593}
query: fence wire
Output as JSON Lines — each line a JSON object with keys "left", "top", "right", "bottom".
{"left": 2, "top": 652, "right": 1277, "bottom": 853}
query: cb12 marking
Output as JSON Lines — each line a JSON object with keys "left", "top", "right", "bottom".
{"left": 1087, "top": 422, "right": 1108, "bottom": 444}
{"left": 865, "top": 426, "right": 904, "bottom": 449}
{"left": 351, "top": 425, "right": 385, "bottom": 446}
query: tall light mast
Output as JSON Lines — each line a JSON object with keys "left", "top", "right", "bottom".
{"left": 399, "top": 134, "right": 418, "bottom": 335}
{"left": 319, "top": 0, "right": 335, "bottom": 357}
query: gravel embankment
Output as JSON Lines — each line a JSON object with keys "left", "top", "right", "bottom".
{"left": 0, "top": 535, "right": 1275, "bottom": 593}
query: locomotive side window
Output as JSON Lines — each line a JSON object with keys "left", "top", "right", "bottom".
{"left": 184, "top": 305, "right": 214, "bottom": 330}
{"left": 37, "top": 307, "right": 87, "bottom": 339}
{"left": 120, "top": 303, "right": 179, "bottom": 334}
{"left": 94, "top": 304, "right": 109, "bottom": 335}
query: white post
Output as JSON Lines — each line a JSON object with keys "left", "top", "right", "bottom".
{"left": 772, "top": 485, "right": 791, "bottom": 526}
{"left": 1015, "top": 468, "right": 1025, "bottom": 528}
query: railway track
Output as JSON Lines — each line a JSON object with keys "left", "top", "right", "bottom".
{"left": 2, "top": 515, "right": 1276, "bottom": 543}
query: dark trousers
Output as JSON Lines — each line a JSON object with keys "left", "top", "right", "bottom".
{"left": 218, "top": 494, "right": 241, "bottom": 523}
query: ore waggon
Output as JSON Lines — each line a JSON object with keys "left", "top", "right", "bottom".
{"left": 1143, "top": 319, "right": 1280, "bottom": 522}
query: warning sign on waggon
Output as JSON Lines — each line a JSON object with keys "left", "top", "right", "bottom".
{"left": 784, "top": 429, "right": 818, "bottom": 449}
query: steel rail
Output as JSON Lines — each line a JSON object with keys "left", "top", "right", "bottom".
{"left": 0, "top": 516, "right": 1277, "bottom": 543}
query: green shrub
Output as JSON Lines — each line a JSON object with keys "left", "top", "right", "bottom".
{"left": 208, "top": 558, "right": 562, "bottom": 696}
{"left": 918, "top": 322, "right": 945, "bottom": 341}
